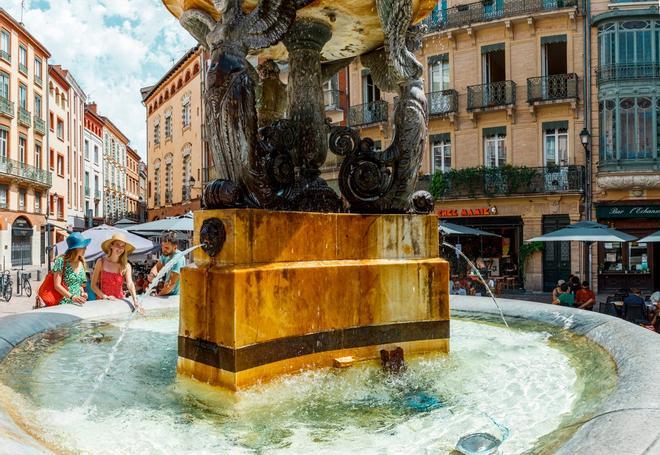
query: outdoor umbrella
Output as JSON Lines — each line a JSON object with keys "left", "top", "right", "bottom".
{"left": 113, "top": 218, "right": 138, "bottom": 229}
{"left": 527, "top": 221, "right": 637, "bottom": 243}
{"left": 55, "top": 225, "right": 156, "bottom": 261}
{"left": 439, "top": 221, "right": 500, "bottom": 237}
{"left": 126, "top": 215, "right": 193, "bottom": 237}
{"left": 638, "top": 230, "right": 660, "bottom": 243}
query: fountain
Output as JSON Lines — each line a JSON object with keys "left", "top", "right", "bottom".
{"left": 166, "top": 0, "right": 450, "bottom": 390}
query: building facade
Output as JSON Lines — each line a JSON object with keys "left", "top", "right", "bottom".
{"left": 334, "top": 0, "right": 588, "bottom": 291}
{"left": 0, "top": 8, "right": 51, "bottom": 268}
{"left": 590, "top": 0, "right": 660, "bottom": 293}
{"left": 84, "top": 102, "right": 104, "bottom": 222}
{"left": 47, "top": 65, "right": 70, "bottom": 245}
{"left": 138, "top": 160, "right": 148, "bottom": 222}
{"left": 101, "top": 116, "right": 129, "bottom": 224}
{"left": 125, "top": 145, "right": 141, "bottom": 220}
{"left": 142, "top": 46, "right": 206, "bottom": 221}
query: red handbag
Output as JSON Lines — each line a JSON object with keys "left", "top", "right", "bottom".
{"left": 36, "top": 259, "right": 68, "bottom": 307}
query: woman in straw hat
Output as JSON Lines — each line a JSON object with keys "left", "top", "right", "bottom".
{"left": 91, "top": 233, "right": 144, "bottom": 314}
{"left": 50, "top": 232, "right": 91, "bottom": 306}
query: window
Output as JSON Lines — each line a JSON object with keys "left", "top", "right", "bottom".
{"left": 599, "top": 95, "right": 657, "bottom": 162}
{"left": 629, "top": 241, "right": 648, "bottom": 272}
{"left": 57, "top": 154, "right": 64, "bottom": 177}
{"left": 362, "top": 70, "right": 381, "bottom": 104}
{"left": 543, "top": 122, "right": 569, "bottom": 166}
{"left": 483, "top": 127, "right": 507, "bottom": 167}
{"left": 18, "top": 189, "right": 26, "bottom": 210}
{"left": 19, "top": 84, "right": 27, "bottom": 109}
{"left": 35, "top": 142, "right": 42, "bottom": 169}
{"left": 34, "top": 94, "right": 42, "bottom": 118}
{"left": 56, "top": 118, "right": 64, "bottom": 140}
{"left": 153, "top": 119, "right": 160, "bottom": 146}
{"left": 49, "top": 112, "right": 54, "bottom": 131}
{"left": 165, "top": 113, "right": 172, "bottom": 139}
{"left": 430, "top": 134, "right": 451, "bottom": 173}
{"left": 18, "top": 45, "right": 27, "bottom": 73}
{"left": 94, "top": 144, "right": 99, "bottom": 163}
{"left": 34, "top": 58, "right": 42, "bottom": 82}
{"left": 84, "top": 139, "right": 90, "bottom": 160}
{"left": 34, "top": 192, "right": 41, "bottom": 213}
{"left": 58, "top": 196, "right": 64, "bottom": 219}
{"left": 85, "top": 171, "right": 90, "bottom": 194}
{"left": 18, "top": 135, "right": 26, "bottom": 163}
{"left": 428, "top": 55, "right": 450, "bottom": 92}
{"left": 0, "top": 72, "right": 8, "bottom": 99}
{"left": 0, "top": 185, "right": 7, "bottom": 209}
{"left": 182, "top": 100, "right": 191, "bottom": 128}
{"left": 0, "top": 30, "right": 9, "bottom": 61}
{"left": 0, "top": 128, "right": 7, "bottom": 158}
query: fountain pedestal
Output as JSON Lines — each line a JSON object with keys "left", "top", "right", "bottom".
{"left": 178, "top": 209, "right": 449, "bottom": 390}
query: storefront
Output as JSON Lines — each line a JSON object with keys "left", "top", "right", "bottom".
{"left": 596, "top": 203, "right": 660, "bottom": 294}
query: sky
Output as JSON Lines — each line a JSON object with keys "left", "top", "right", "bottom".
{"left": 4, "top": 0, "right": 196, "bottom": 160}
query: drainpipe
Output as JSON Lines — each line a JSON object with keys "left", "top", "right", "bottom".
{"left": 583, "top": 0, "right": 593, "bottom": 287}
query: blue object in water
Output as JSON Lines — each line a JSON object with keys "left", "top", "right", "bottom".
{"left": 403, "top": 391, "right": 442, "bottom": 412}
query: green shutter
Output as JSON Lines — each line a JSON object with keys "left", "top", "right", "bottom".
{"left": 481, "top": 43, "right": 505, "bottom": 54}
{"left": 542, "top": 121, "right": 569, "bottom": 131}
{"left": 430, "top": 133, "right": 451, "bottom": 143}
{"left": 541, "top": 34, "right": 567, "bottom": 45}
{"left": 428, "top": 54, "right": 449, "bottom": 65}
{"left": 483, "top": 126, "right": 506, "bottom": 137}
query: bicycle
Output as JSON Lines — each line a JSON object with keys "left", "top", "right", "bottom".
{"left": 1, "top": 270, "right": 12, "bottom": 302}
{"left": 18, "top": 272, "right": 32, "bottom": 298}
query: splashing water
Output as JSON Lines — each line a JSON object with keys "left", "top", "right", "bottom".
{"left": 442, "top": 242, "right": 510, "bottom": 330}
{"left": 83, "top": 244, "right": 203, "bottom": 408}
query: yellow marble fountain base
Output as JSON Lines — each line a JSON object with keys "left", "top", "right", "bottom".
{"left": 178, "top": 209, "right": 449, "bottom": 390}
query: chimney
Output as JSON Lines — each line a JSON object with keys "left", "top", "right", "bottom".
{"left": 87, "top": 102, "right": 97, "bottom": 113}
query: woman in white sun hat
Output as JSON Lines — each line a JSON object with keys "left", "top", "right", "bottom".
{"left": 91, "top": 233, "right": 144, "bottom": 314}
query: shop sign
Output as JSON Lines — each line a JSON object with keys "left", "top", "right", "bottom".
{"left": 596, "top": 205, "right": 660, "bottom": 219}
{"left": 437, "top": 207, "right": 496, "bottom": 217}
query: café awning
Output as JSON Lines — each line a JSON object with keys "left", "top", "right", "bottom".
{"left": 527, "top": 221, "right": 637, "bottom": 243}
{"left": 638, "top": 230, "right": 660, "bottom": 243}
{"left": 439, "top": 221, "right": 500, "bottom": 237}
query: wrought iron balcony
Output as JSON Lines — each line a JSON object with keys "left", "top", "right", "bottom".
{"left": 427, "top": 89, "right": 458, "bottom": 117}
{"left": 34, "top": 116, "right": 46, "bottom": 135}
{"left": 467, "top": 81, "right": 516, "bottom": 110}
{"left": 0, "top": 51, "right": 9, "bottom": 62}
{"left": 596, "top": 63, "right": 660, "bottom": 84}
{"left": 0, "top": 97, "right": 14, "bottom": 119}
{"left": 18, "top": 63, "right": 27, "bottom": 75}
{"left": 422, "top": 0, "right": 578, "bottom": 33}
{"left": 35, "top": 76, "right": 42, "bottom": 87}
{"left": 0, "top": 156, "right": 52, "bottom": 187}
{"left": 324, "top": 89, "right": 345, "bottom": 111}
{"left": 527, "top": 73, "right": 578, "bottom": 103}
{"left": 430, "top": 165, "right": 584, "bottom": 199}
{"left": 348, "top": 100, "right": 388, "bottom": 127}
{"left": 18, "top": 107, "right": 31, "bottom": 127}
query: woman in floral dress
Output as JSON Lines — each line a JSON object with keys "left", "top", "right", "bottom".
{"left": 53, "top": 232, "right": 90, "bottom": 305}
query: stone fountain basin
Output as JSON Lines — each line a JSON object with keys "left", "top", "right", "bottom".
{"left": 162, "top": 0, "right": 436, "bottom": 61}
{"left": 0, "top": 296, "right": 659, "bottom": 454}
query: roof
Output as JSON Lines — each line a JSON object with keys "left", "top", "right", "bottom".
{"left": 0, "top": 8, "right": 51, "bottom": 58}
{"left": 48, "top": 65, "right": 70, "bottom": 90}
{"left": 101, "top": 116, "right": 130, "bottom": 145}
{"left": 141, "top": 46, "right": 200, "bottom": 103}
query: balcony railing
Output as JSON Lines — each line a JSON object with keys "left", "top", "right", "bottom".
{"left": 0, "top": 51, "right": 9, "bottom": 62}
{"left": 467, "top": 81, "right": 516, "bottom": 110}
{"left": 34, "top": 116, "right": 46, "bottom": 135}
{"left": 95, "top": 190, "right": 102, "bottom": 200}
{"left": 18, "top": 63, "right": 27, "bottom": 75}
{"left": 596, "top": 63, "right": 660, "bottom": 84}
{"left": 324, "top": 90, "right": 346, "bottom": 111}
{"left": 0, "top": 156, "right": 51, "bottom": 186}
{"left": 527, "top": 73, "right": 578, "bottom": 103}
{"left": 429, "top": 165, "right": 584, "bottom": 199}
{"left": 427, "top": 89, "right": 459, "bottom": 116}
{"left": 35, "top": 76, "right": 42, "bottom": 87}
{"left": 348, "top": 100, "right": 388, "bottom": 127}
{"left": 0, "top": 97, "right": 14, "bottom": 119}
{"left": 422, "top": 0, "right": 578, "bottom": 33}
{"left": 18, "top": 108, "right": 31, "bottom": 127}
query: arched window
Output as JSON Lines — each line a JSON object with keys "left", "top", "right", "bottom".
{"left": 12, "top": 216, "right": 33, "bottom": 266}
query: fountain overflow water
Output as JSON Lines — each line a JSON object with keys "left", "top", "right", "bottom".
{"left": 84, "top": 244, "right": 203, "bottom": 408}
{"left": 442, "top": 242, "right": 510, "bottom": 330}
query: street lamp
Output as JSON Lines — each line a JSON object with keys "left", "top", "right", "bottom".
{"left": 579, "top": 128, "right": 591, "bottom": 150}
{"left": 579, "top": 127, "right": 593, "bottom": 287}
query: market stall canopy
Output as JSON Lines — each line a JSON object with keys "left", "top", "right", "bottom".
{"left": 439, "top": 221, "right": 500, "bottom": 237}
{"left": 55, "top": 225, "right": 156, "bottom": 261}
{"left": 162, "top": 0, "right": 436, "bottom": 61}
{"left": 526, "top": 221, "right": 638, "bottom": 243}
{"left": 638, "top": 230, "right": 660, "bottom": 243}
{"left": 126, "top": 215, "right": 193, "bottom": 236}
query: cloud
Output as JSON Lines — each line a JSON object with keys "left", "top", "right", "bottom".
{"left": 4, "top": 0, "right": 195, "bottom": 160}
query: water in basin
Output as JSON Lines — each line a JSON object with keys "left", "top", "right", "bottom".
{"left": 0, "top": 310, "right": 615, "bottom": 454}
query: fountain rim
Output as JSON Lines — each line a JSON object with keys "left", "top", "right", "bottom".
{"left": 0, "top": 295, "right": 658, "bottom": 454}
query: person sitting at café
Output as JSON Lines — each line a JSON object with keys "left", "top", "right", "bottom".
{"left": 569, "top": 275, "right": 581, "bottom": 295}
{"left": 553, "top": 283, "right": 575, "bottom": 307}
{"left": 551, "top": 279, "right": 565, "bottom": 304}
{"left": 623, "top": 288, "right": 646, "bottom": 319}
{"left": 575, "top": 281, "right": 596, "bottom": 310}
